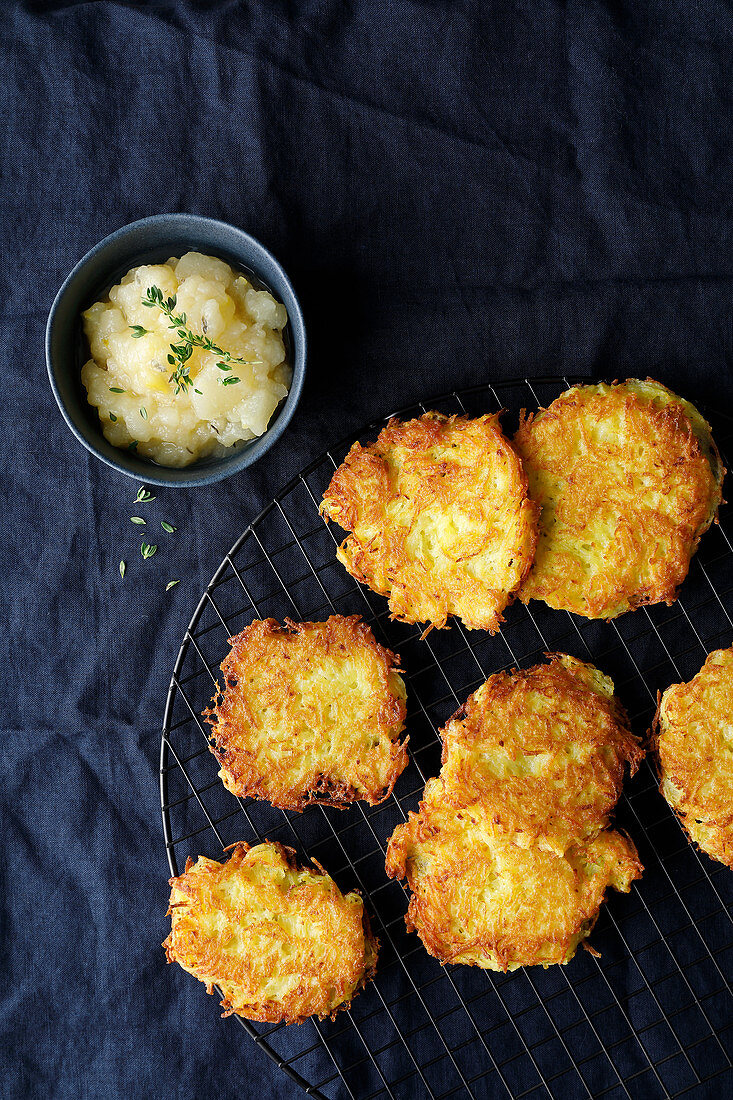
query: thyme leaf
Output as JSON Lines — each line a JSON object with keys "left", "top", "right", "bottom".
{"left": 143, "top": 284, "right": 257, "bottom": 395}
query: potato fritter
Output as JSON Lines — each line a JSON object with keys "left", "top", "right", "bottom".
{"left": 320, "top": 412, "right": 538, "bottom": 633}
{"left": 163, "top": 841, "right": 378, "bottom": 1022}
{"left": 654, "top": 647, "right": 733, "bottom": 867}
{"left": 386, "top": 814, "right": 641, "bottom": 970}
{"left": 205, "top": 615, "right": 408, "bottom": 811}
{"left": 514, "top": 379, "right": 724, "bottom": 619}
{"left": 434, "top": 654, "right": 643, "bottom": 856}
{"left": 386, "top": 655, "right": 643, "bottom": 969}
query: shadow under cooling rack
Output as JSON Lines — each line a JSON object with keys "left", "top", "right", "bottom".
{"left": 160, "top": 378, "right": 733, "bottom": 1100}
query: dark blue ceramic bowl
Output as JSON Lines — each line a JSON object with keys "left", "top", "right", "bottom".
{"left": 45, "top": 214, "right": 306, "bottom": 487}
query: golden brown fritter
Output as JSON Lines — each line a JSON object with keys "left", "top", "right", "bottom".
{"left": 386, "top": 655, "right": 643, "bottom": 969}
{"left": 163, "top": 841, "right": 378, "bottom": 1023}
{"left": 205, "top": 615, "right": 408, "bottom": 811}
{"left": 654, "top": 647, "right": 733, "bottom": 867}
{"left": 320, "top": 412, "right": 538, "bottom": 633}
{"left": 386, "top": 813, "right": 641, "bottom": 970}
{"left": 514, "top": 379, "right": 724, "bottom": 619}
{"left": 434, "top": 654, "right": 643, "bottom": 856}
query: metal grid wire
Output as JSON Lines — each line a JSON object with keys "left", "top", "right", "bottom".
{"left": 160, "top": 378, "right": 733, "bottom": 1100}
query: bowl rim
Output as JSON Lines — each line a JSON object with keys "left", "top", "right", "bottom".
{"left": 45, "top": 213, "right": 306, "bottom": 488}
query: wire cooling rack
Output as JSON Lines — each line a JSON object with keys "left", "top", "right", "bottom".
{"left": 160, "top": 378, "right": 733, "bottom": 1100}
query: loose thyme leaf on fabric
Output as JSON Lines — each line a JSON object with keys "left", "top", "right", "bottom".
{"left": 161, "top": 521, "right": 175, "bottom": 533}
{"left": 135, "top": 488, "right": 155, "bottom": 502}
{"left": 140, "top": 543, "right": 157, "bottom": 560}
{"left": 130, "top": 517, "right": 146, "bottom": 525}
{"left": 165, "top": 580, "right": 179, "bottom": 591}
{"left": 119, "top": 561, "right": 126, "bottom": 579}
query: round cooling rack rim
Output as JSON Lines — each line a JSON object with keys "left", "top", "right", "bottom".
{"left": 159, "top": 375, "right": 733, "bottom": 1100}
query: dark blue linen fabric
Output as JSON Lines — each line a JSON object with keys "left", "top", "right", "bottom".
{"left": 2, "top": 2, "right": 732, "bottom": 1098}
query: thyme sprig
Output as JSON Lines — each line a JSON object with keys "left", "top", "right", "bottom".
{"left": 141, "top": 285, "right": 256, "bottom": 395}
